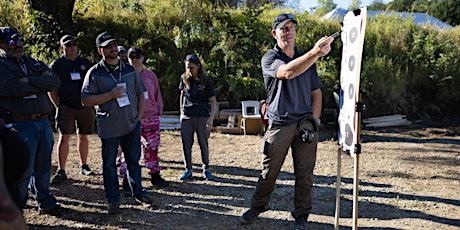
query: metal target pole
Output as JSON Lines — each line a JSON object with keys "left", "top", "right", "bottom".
{"left": 352, "top": 93, "right": 363, "bottom": 230}
{"left": 334, "top": 145, "right": 343, "bottom": 230}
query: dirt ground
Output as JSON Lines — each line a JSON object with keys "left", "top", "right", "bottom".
{"left": 23, "top": 117, "right": 459, "bottom": 230}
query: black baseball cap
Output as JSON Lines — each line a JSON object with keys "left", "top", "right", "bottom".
{"left": 0, "top": 27, "right": 19, "bottom": 43}
{"left": 272, "top": 14, "right": 297, "bottom": 30}
{"left": 60, "top": 35, "right": 75, "bottom": 45}
{"left": 95, "top": 32, "right": 117, "bottom": 48}
{"left": 127, "top": 47, "right": 143, "bottom": 57}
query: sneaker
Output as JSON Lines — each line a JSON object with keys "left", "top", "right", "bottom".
{"left": 150, "top": 172, "right": 170, "bottom": 187}
{"left": 80, "top": 164, "right": 95, "bottom": 175}
{"left": 240, "top": 208, "right": 263, "bottom": 225}
{"left": 122, "top": 177, "right": 133, "bottom": 197}
{"left": 51, "top": 170, "right": 67, "bottom": 184}
{"left": 178, "top": 170, "right": 192, "bottom": 180}
{"left": 108, "top": 203, "right": 121, "bottom": 214}
{"left": 39, "top": 204, "right": 65, "bottom": 216}
{"left": 203, "top": 169, "right": 214, "bottom": 180}
{"left": 294, "top": 217, "right": 307, "bottom": 230}
{"left": 134, "top": 195, "right": 152, "bottom": 206}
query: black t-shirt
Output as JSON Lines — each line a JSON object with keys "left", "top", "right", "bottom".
{"left": 50, "top": 55, "right": 93, "bottom": 109}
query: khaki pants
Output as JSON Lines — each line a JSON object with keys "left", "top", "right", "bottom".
{"left": 251, "top": 119, "right": 318, "bottom": 219}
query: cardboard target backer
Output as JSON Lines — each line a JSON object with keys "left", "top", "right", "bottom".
{"left": 338, "top": 8, "right": 367, "bottom": 154}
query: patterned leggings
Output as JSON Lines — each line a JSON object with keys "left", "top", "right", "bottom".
{"left": 120, "top": 114, "right": 162, "bottom": 178}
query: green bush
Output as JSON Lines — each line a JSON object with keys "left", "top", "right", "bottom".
{"left": 2, "top": 0, "right": 459, "bottom": 118}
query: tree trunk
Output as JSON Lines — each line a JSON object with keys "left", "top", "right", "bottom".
{"left": 27, "top": 0, "right": 76, "bottom": 32}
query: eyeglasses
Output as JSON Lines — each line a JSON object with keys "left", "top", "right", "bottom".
{"left": 118, "top": 51, "right": 126, "bottom": 56}
{"left": 129, "top": 54, "right": 142, "bottom": 59}
{"left": 275, "top": 14, "right": 295, "bottom": 22}
{"left": 7, "top": 36, "right": 22, "bottom": 46}
{"left": 64, "top": 42, "right": 77, "bottom": 47}
{"left": 103, "top": 43, "right": 118, "bottom": 49}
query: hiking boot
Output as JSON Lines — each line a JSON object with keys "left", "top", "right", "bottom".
{"left": 178, "top": 170, "right": 192, "bottom": 180}
{"left": 294, "top": 217, "right": 307, "bottom": 230}
{"left": 122, "top": 177, "right": 133, "bottom": 197}
{"left": 150, "top": 172, "right": 170, "bottom": 187}
{"left": 80, "top": 164, "right": 95, "bottom": 175}
{"left": 39, "top": 204, "right": 65, "bottom": 216}
{"left": 240, "top": 208, "right": 263, "bottom": 225}
{"left": 51, "top": 170, "right": 67, "bottom": 184}
{"left": 134, "top": 195, "right": 153, "bottom": 206}
{"left": 203, "top": 169, "right": 214, "bottom": 180}
{"left": 108, "top": 203, "right": 121, "bottom": 214}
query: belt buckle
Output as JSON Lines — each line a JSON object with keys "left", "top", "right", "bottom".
{"left": 31, "top": 114, "right": 40, "bottom": 120}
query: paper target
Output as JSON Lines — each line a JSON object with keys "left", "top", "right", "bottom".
{"left": 338, "top": 8, "right": 367, "bottom": 154}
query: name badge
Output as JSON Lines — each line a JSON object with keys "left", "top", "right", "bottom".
{"left": 144, "top": 91, "right": 149, "bottom": 100}
{"left": 116, "top": 83, "right": 130, "bottom": 107}
{"left": 70, "top": 72, "right": 81, "bottom": 80}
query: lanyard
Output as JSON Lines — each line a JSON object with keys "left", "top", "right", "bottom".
{"left": 20, "top": 58, "right": 28, "bottom": 75}
{"left": 103, "top": 62, "right": 122, "bottom": 83}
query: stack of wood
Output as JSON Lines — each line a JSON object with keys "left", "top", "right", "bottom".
{"left": 362, "top": 114, "right": 412, "bottom": 128}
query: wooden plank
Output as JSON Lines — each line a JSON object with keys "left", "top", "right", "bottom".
{"left": 365, "top": 120, "right": 412, "bottom": 128}
{"left": 363, "top": 114, "right": 405, "bottom": 123}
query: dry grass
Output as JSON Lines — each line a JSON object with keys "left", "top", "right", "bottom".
{"left": 24, "top": 121, "right": 460, "bottom": 230}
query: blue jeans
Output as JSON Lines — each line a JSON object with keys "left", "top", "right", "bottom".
{"left": 15, "top": 119, "right": 57, "bottom": 210}
{"left": 101, "top": 122, "right": 145, "bottom": 203}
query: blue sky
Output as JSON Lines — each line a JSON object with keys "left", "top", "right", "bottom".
{"left": 300, "top": 0, "right": 392, "bottom": 12}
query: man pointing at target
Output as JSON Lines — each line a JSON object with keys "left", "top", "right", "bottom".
{"left": 240, "top": 14, "right": 334, "bottom": 229}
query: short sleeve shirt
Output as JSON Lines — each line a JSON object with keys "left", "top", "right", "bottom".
{"left": 178, "top": 75, "right": 215, "bottom": 117}
{"left": 261, "top": 44, "right": 322, "bottom": 127}
{"left": 81, "top": 61, "right": 145, "bottom": 139}
{"left": 50, "top": 55, "right": 93, "bottom": 109}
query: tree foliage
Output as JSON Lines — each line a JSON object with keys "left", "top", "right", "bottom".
{"left": 314, "top": 0, "right": 337, "bottom": 16}
{"left": 2, "top": 0, "right": 459, "bottom": 117}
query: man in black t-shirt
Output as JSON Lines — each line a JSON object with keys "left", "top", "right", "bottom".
{"left": 49, "top": 35, "right": 95, "bottom": 184}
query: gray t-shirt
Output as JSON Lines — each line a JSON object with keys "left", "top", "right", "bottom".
{"left": 81, "top": 60, "right": 145, "bottom": 139}
{"left": 261, "top": 45, "right": 322, "bottom": 127}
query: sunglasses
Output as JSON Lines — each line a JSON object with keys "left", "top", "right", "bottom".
{"left": 275, "top": 14, "right": 295, "bottom": 22}
{"left": 103, "top": 43, "right": 118, "bottom": 49}
{"left": 7, "top": 36, "right": 22, "bottom": 46}
{"left": 118, "top": 51, "right": 126, "bottom": 56}
{"left": 129, "top": 54, "right": 142, "bottom": 59}
{"left": 64, "top": 42, "right": 77, "bottom": 47}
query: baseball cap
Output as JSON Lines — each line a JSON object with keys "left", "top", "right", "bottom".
{"left": 272, "top": 14, "right": 297, "bottom": 30}
{"left": 127, "top": 47, "right": 143, "bottom": 57}
{"left": 95, "top": 32, "right": 117, "bottom": 48}
{"left": 60, "top": 35, "right": 75, "bottom": 45}
{"left": 0, "top": 27, "right": 19, "bottom": 43}
{"left": 118, "top": 46, "right": 127, "bottom": 53}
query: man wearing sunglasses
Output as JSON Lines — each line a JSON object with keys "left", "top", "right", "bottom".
{"left": 240, "top": 14, "right": 334, "bottom": 229}
{"left": 0, "top": 27, "right": 62, "bottom": 215}
{"left": 81, "top": 32, "right": 151, "bottom": 214}
{"left": 49, "top": 35, "right": 95, "bottom": 185}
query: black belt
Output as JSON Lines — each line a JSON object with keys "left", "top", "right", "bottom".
{"left": 15, "top": 114, "right": 48, "bottom": 121}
